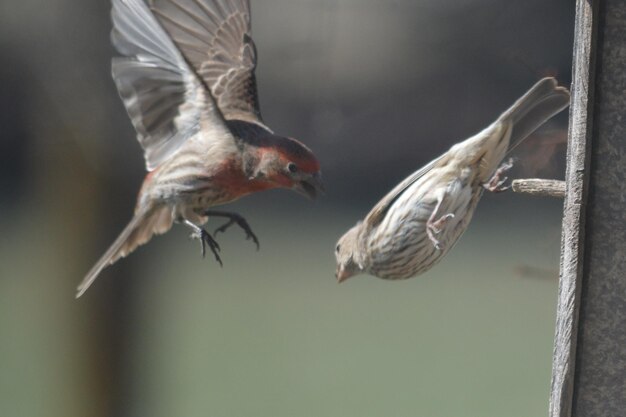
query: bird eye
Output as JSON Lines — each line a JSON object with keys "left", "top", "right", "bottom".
{"left": 335, "top": 244, "right": 341, "bottom": 253}
{"left": 287, "top": 162, "right": 298, "bottom": 173}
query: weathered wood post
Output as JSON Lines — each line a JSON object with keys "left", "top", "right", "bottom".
{"left": 550, "top": 0, "right": 626, "bottom": 416}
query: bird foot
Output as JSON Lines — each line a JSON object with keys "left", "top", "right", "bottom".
{"left": 483, "top": 158, "right": 514, "bottom": 193}
{"left": 189, "top": 227, "right": 223, "bottom": 267}
{"left": 427, "top": 213, "right": 455, "bottom": 250}
{"left": 207, "top": 211, "right": 260, "bottom": 251}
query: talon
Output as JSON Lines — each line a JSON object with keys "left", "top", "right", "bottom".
{"left": 202, "top": 231, "right": 222, "bottom": 266}
{"left": 427, "top": 227, "right": 443, "bottom": 250}
{"left": 206, "top": 211, "right": 260, "bottom": 251}
{"left": 427, "top": 212, "right": 455, "bottom": 238}
{"left": 432, "top": 213, "right": 455, "bottom": 232}
{"left": 214, "top": 219, "right": 235, "bottom": 236}
{"left": 426, "top": 193, "right": 454, "bottom": 250}
{"left": 188, "top": 224, "right": 223, "bottom": 266}
{"left": 484, "top": 158, "right": 514, "bottom": 192}
{"left": 427, "top": 212, "right": 454, "bottom": 249}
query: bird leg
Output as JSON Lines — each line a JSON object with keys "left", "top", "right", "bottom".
{"left": 205, "top": 210, "right": 260, "bottom": 250}
{"left": 182, "top": 219, "right": 223, "bottom": 266}
{"left": 426, "top": 195, "right": 455, "bottom": 251}
{"left": 483, "top": 158, "right": 514, "bottom": 192}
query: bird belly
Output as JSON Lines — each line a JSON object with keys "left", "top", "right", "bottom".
{"left": 143, "top": 150, "right": 273, "bottom": 225}
{"left": 367, "top": 176, "right": 480, "bottom": 280}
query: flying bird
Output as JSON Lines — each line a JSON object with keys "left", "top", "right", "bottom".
{"left": 77, "top": 0, "right": 323, "bottom": 297}
{"left": 335, "top": 77, "right": 569, "bottom": 283}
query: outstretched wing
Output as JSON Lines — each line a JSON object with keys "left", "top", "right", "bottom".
{"left": 149, "top": 0, "right": 264, "bottom": 125}
{"left": 111, "top": 0, "right": 234, "bottom": 171}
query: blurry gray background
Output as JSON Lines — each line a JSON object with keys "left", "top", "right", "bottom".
{"left": 0, "top": 0, "right": 573, "bottom": 416}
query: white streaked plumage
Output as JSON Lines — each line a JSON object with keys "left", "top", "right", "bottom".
{"left": 335, "top": 77, "right": 570, "bottom": 282}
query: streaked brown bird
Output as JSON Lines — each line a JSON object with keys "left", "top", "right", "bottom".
{"left": 335, "top": 77, "right": 569, "bottom": 283}
{"left": 77, "top": 0, "right": 323, "bottom": 297}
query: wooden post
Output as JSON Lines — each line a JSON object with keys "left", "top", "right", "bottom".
{"left": 550, "top": 0, "right": 626, "bottom": 416}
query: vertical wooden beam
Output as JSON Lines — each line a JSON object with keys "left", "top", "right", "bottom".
{"left": 551, "top": 0, "right": 626, "bottom": 415}
{"left": 549, "top": 1, "right": 597, "bottom": 416}
{"left": 571, "top": 0, "right": 626, "bottom": 414}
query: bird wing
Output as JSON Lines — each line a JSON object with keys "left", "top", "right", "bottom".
{"left": 364, "top": 155, "right": 446, "bottom": 228}
{"left": 111, "top": 0, "right": 235, "bottom": 171}
{"left": 148, "top": 0, "right": 265, "bottom": 126}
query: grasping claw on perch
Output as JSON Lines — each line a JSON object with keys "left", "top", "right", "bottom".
{"left": 483, "top": 158, "right": 514, "bottom": 192}
{"left": 335, "top": 77, "right": 570, "bottom": 283}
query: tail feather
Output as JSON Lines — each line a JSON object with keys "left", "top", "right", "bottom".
{"left": 499, "top": 77, "right": 570, "bottom": 151}
{"left": 455, "top": 77, "right": 570, "bottom": 182}
{"left": 76, "top": 205, "right": 173, "bottom": 298}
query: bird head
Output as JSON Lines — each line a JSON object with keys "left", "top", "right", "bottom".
{"left": 335, "top": 223, "right": 365, "bottom": 283}
{"left": 249, "top": 135, "right": 324, "bottom": 199}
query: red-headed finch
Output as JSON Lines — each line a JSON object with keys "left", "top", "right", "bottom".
{"left": 77, "top": 0, "right": 323, "bottom": 297}
{"left": 335, "top": 77, "right": 569, "bottom": 282}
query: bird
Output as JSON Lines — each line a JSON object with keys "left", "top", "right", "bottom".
{"left": 77, "top": 0, "right": 323, "bottom": 297}
{"left": 334, "top": 77, "right": 570, "bottom": 283}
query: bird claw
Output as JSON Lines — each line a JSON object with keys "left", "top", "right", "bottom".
{"left": 427, "top": 213, "right": 455, "bottom": 250}
{"left": 483, "top": 158, "right": 514, "bottom": 192}
{"left": 427, "top": 231, "right": 443, "bottom": 251}
{"left": 190, "top": 228, "right": 223, "bottom": 267}
{"left": 210, "top": 212, "right": 260, "bottom": 251}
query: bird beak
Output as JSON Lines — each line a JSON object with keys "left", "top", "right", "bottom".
{"left": 336, "top": 266, "right": 353, "bottom": 283}
{"left": 295, "top": 172, "right": 325, "bottom": 200}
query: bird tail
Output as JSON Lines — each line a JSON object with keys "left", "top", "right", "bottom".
{"left": 462, "top": 77, "right": 570, "bottom": 181}
{"left": 499, "top": 77, "right": 570, "bottom": 153}
{"left": 76, "top": 205, "right": 174, "bottom": 298}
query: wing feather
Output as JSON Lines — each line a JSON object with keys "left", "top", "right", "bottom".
{"left": 111, "top": 0, "right": 233, "bottom": 170}
{"left": 149, "top": 0, "right": 264, "bottom": 125}
{"left": 364, "top": 155, "right": 446, "bottom": 228}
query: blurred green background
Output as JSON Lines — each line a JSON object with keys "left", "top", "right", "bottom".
{"left": 0, "top": 0, "right": 573, "bottom": 416}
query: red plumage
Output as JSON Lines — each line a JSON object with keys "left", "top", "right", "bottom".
{"left": 77, "top": 0, "right": 323, "bottom": 297}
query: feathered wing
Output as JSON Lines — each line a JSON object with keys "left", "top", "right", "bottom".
{"left": 148, "top": 0, "right": 265, "bottom": 125}
{"left": 111, "top": 0, "right": 235, "bottom": 170}
{"left": 363, "top": 155, "right": 446, "bottom": 229}
{"left": 363, "top": 78, "right": 570, "bottom": 229}
{"left": 77, "top": 0, "right": 238, "bottom": 296}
